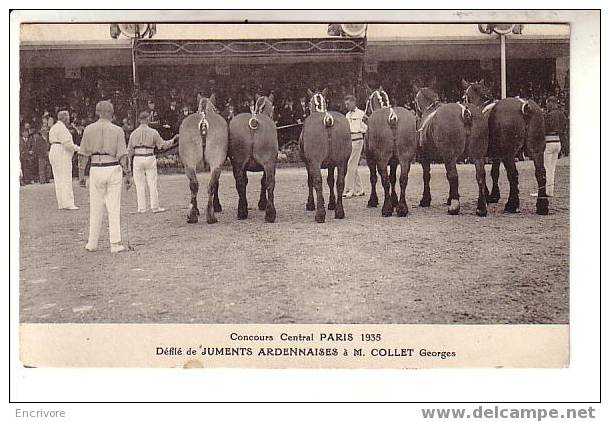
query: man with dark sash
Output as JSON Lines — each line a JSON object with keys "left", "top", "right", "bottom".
{"left": 78, "top": 101, "right": 132, "bottom": 253}
{"left": 127, "top": 110, "right": 175, "bottom": 213}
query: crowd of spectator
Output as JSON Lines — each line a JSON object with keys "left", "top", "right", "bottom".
{"left": 19, "top": 66, "right": 569, "bottom": 184}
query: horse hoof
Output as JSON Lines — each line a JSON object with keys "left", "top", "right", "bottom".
{"left": 206, "top": 214, "right": 218, "bottom": 224}
{"left": 396, "top": 204, "right": 409, "bottom": 217}
{"left": 265, "top": 210, "right": 276, "bottom": 223}
{"left": 306, "top": 202, "right": 315, "bottom": 211}
{"left": 446, "top": 198, "right": 451, "bottom": 206}
{"left": 367, "top": 199, "right": 378, "bottom": 208}
{"left": 334, "top": 208, "right": 345, "bottom": 219}
{"left": 258, "top": 201, "right": 267, "bottom": 211}
{"left": 315, "top": 212, "right": 326, "bottom": 223}
{"left": 214, "top": 203, "right": 223, "bottom": 213}
{"left": 328, "top": 201, "right": 336, "bottom": 211}
{"left": 382, "top": 206, "right": 394, "bottom": 217}
{"left": 237, "top": 210, "right": 248, "bottom": 220}
{"left": 419, "top": 198, "right": 431, "bottom": 208}
{"left": 536, "top": 206, "right": 549, "bottom": 216}
{"left": 476, "top": 208, "right": 488, "bottom": 217}
{"left": 503, "top": 203, "right": 520, "bottom": 214}
{"left": 447, "top": 199, "right": 460, "bottom": 215}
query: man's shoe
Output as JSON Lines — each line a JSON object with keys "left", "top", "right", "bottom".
{"left": 84, "top": 244, "right": 97, "bottom": 252}
{"left": 110, "top": 244, "right": 127, "bottom": 253}
{"left": 151, "top": 207, "right": 167, "bottom": 213}
{"left": 343, "top": 191, "right": 354, "bottom": 198}
{"left": 138, "top": 209, "right": 147, "bottom": 214}
{"left": 355, "top": 191, "right": 366, "bottom": 197}
{"left": 65, "top": 206, "right": 80, "bottom": 210}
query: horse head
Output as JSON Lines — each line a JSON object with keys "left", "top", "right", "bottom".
{"left": 365, "top": 87, "right": 391, "bottom": 115}
{"left": 307, "top": 88, "right": 329, "bottom": 114}
{"left": 413, "top": 86, "right": 441, "bottom": 117}
{"left": 252, "top": 95, "right": 274, "bottom": 119}
{"left": 198, "top": 94, "right": 217, "bottom": 114}
{"left": 461, "top": 79, "right": 493, "bottom": 106}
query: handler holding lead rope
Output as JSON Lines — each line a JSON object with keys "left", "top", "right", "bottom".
{"left": 128, "top": 110, "right": 176, "bottom": 213}
{"left": 78, "top": 101, "right": 132, "bottom": 253}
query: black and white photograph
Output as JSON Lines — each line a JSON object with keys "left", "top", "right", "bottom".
{"left": 13, "top": 11, "right": 581, "bottom": 372}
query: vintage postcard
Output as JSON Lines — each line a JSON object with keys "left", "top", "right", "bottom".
{"left": 14, "top": 10, "right": 577, "bottom": 369}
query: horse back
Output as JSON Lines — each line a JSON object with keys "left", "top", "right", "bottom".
{"left": 488, "top": 98, "right": 544, "bottom": 157}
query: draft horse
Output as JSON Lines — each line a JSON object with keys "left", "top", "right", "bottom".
{"left": 363, "top": 88, "right": 418, "bottom": 217}
{"left": 414, "top": 85, "right": 488, "bottom": 215}
{"left": 299, "top": 88, "right": 351, "bottom": 223}
{"left": 228, "top": 95, "right": 278, "bottom": 223}
{"left": 462, "top": 79, "right": 549, "bottom": 215}
{"left": 178, "top": 95, "right": 228, "bottom": 224}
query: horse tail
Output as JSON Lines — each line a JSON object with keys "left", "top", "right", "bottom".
{"left": 388, "top": 107, "right": 398, "bottom": 129}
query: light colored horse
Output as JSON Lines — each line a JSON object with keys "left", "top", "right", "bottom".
{"left": 299, "top": 88, "right": 351, "bottom": 223}
{"left": 364, "top": 88, "right": 418, "bottom": 217}
{"left": 178, "top": 95, "right": 228, "bottom": 224}
{"left": 228, "top": 95, "right": 278, "bottom": 222}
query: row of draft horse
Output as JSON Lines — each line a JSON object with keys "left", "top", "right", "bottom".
{"left": 178, "top": 80, "right": 550, "bottom": 225}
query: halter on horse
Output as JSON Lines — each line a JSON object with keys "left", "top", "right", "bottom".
{"left": 365, "top": 89, "right": 398, "bottom": 127}
{"left": 309, "top": 90, "right": 334, "bottom": 127}
{"left": 248, "top": 95, "right": 274, "bottom": 130}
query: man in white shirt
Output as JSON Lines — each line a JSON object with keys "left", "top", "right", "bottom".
{"left": 48, "top": 110, "right": 80, "bottom": 210}
{"left": 344, "top": 95, "right": 367, "bottom": 198}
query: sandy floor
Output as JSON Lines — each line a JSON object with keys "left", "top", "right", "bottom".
{"left": 19, "top": 158, "right": 569, "bottom": 324}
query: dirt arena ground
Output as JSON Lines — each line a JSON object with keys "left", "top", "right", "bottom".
{"left": 19, "top": 158, "right": 569, "bottom": 324}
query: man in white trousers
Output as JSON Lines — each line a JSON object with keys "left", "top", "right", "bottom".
{"left": 127, "top": 111, "right": 175, "bottom": 213}
{"left": 78, "top": 101, "right": 132, "bottom": 253}
{"left": 343, "top": 95, "right": 367, "bottom": 198}
{"left": 48, "top": 110, "right": 80, "bottom": 209}
{"left": 531, "top": 96, "right": 568, "bottom": 198}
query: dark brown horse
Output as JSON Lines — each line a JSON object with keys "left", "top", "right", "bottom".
{"left": 299, "top": 88, "right": 351, "bottom": 223}
{"left": 364, "top": 88, "right": 418, "bottom": 216}
{"left": 462, "top": 80, "right": 549, "bottom": 215}
{"left": 228, "top": 95, "right": 278, "bottom": 223}
{"left": 415, "top": 86, "right": 489, "bottom": 215}
{"left": 178, "top": 95, "right": 228, "bottom": 224}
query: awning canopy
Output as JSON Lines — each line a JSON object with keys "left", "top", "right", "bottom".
{"left": 133, "top": 37, "right": 366, "bottom": 65}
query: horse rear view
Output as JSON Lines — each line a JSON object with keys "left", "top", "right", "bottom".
{"left": 364, "top": 88, "right": 418, "bottom": 217}
{"left": 178, "top": 95, "right": 228, "bottom": 224}
{"left": 300, "top": 89, "right": 351, "bottom": 223}
{"left": 462, "top": 79, "right": 548, "bottom": 215}
{"left": 228, "top": 96, "right": 278, "bottom": 223}
{"left": 415, "top": 86, "right": 483, "bottom": 215}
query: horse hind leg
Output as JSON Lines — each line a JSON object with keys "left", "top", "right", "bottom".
{"left": 312, "top": 165, "right": 326, "bottom": 223}
{"left": 263, "top": 164, "right": 277, "bottom": 223}
{"left": 378, "top": 160, "right": 393, "bottom": 217}
{"left": 474, "top": 158, "right": 488, "bottom": 217}
{"left": 445, "top": 158, "right": 460, "bottom": 215}
{"left": 396, "top": 159, "right": 411, "bottom": 217}
{"left": 487, "top": 159, "right": 501, "bottom": 203}
{"left": 502, "top": 157, "right": 520, "bottom": 213}
{"left": 258, "top": 171, "right": 268, "bottom": 211}
{"left": 532, "top": 151, "right": 549, "bottom": 215}
{"left": 389, "top": 157, "right": 399, "bottom": 208}
{"left": 334, "top": 159, "right": 347, "bottom": 219}
{"left": 213, "top": 177, "right": 222, "bottom": 213}
{"left": 206, "top": 166, "right": 222, "bottom": 224}
{"left": 233, "top": 165, "right": 249, "bottom": 220}
{"left": 366, "top": 157, "right": 379, "bottom": 208}
{"left": 327, "top": 165, "right": 336, "bottom": 210}
{"left": 419, "top": 158, "right": 431, "bottom": 207}
{"left": 305, "top": 162, "right": 315, "bottom": 211}
{"left": 185, "top": 167, "right": 200, "bottom": 224}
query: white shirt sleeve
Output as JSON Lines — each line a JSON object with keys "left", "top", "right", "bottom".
{"left": 50, "top": 123, "right": 78, "bottom": 152}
